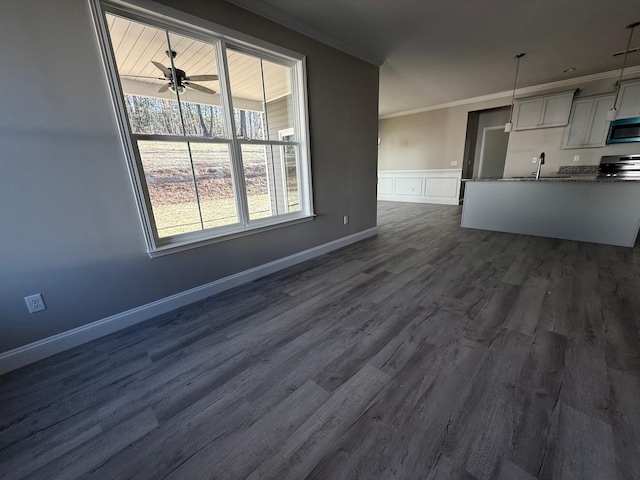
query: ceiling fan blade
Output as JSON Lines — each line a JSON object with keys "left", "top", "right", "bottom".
{"left": 120, "top": 75, "right": 164, "bottom": 80}
{"left": 185, "top": 82, "right": 216, "bottom": 94}
{"left": 158, "top": 83, "right": 170, "bottom": 93}
{"left": 185, "top": 74, "right": 219, "bottom": 82}
{"left": 151, "top": 61, "right": 172, "bottom": 78}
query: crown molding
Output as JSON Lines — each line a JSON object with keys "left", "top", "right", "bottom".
{"left": 379, "top": 65, "right": 640, "bottom": 119}
{"left": 225, "top": 0, "right": 385, "bottom": 67}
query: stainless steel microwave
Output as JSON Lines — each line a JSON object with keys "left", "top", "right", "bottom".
{"left": 607, "top": 117, "right": 640, "bottom": 144}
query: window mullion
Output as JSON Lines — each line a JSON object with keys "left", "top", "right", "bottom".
{"left": 217, "top": 40, "right": 249, "bottom": 226}
{"left": 256, "top": 60, "right": 275, "bottom": 216}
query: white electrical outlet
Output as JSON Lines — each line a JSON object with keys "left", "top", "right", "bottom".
{"left": 25, "top": 294, "right": 46, "bottom": 313}
{"left": 532, "top": 157, "right": 538, "bottom": 163}
{"left": 573, "top": 155, "right": 580, "bottom": 162}
{"left": 343, "top": 215, "right": 349, "bottom": 225}
{"left": 450, "top": 161, "right": 458, "bottom": 166}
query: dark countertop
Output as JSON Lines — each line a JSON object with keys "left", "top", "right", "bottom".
{"left": 462, "top": 176, "right": 639, "bottom": 183}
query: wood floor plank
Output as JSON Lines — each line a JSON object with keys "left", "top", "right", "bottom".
{"left": 0, "top": 416, "right": 102, "bottom": 480}
{"left": 503, "top": 276, "right": 549, "bottom": 335}
{"left": 425, "top": 456, "right": 479, "bottom": 480}
{"left": 507, "top": 329, "right": 566, "bottom": 476}
{"left": 305, "top": 336, "right": 487, "bottom": 479}
{"left": 494, "top": 457, "right": 538, "bottom": 480}
{"left": 163, "top": 379, "right": 329, "bottom": 480}
{"left": 608, "top": 368, "right": 640, "bottom": 480}
{"left": 559, "top": 337, "right": 611, "bottom": 424}
{"left": 538, "top": 404, "right": 618, "bottom": 480}
{"left": 245, "top": 363, "right": 390, "bottom": 480}
{"left": 1, "top": 201, "right": 639, "bottom": 480}
{"left": 600, "top": 276, "right": 640, "bottom": 374}
{"left": 460, "top": 282, "right": 522, "bottom": 346}
{"left": 27, "top": 408, "right": 158, "bottom": 480}
{"left": 84, "top": 298, "right": 393, "bottom": 479}
{"left": 442, "top": 329, "right": 535, "bottom": 480}
{"left": 312, "top": 308, "right": 420, "bottom": 391}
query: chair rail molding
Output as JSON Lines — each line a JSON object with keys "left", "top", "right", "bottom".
{"left": 378, "top": 169, "right": 462, "bottom": 205}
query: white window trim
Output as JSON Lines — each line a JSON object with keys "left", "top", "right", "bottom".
{"left": 89, "top": 0, "right": 314, "bottom": 257}
{"left": 278, "top": 127, "right": 295, "bottom": 213}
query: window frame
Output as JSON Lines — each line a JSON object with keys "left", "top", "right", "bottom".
{"left": 278, "top": 127, "right": 298, "bottom": 213}
{"left": 89, "top": 0, "right": 314, "bottom": 257}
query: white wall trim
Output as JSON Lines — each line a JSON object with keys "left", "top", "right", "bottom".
{"left": 379, "top": 66, "right": 640, "bottom": 120}
{"left": 0, "top": 227, "right": 377, "bottom": 375}
{"left": 378, "top": 169, "right": 462, "bottom": 205}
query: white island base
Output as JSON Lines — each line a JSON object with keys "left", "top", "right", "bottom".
{"left": 461, "top": 180, "right": 640, "bottom": 247}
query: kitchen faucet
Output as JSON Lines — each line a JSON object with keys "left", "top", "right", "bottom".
{"left": 535, "top": 152, "right": 545, "bottom": 180}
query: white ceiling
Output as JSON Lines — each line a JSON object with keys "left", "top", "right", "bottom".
{"left": 225, "top": 0, "right": 640, "bottom": 117}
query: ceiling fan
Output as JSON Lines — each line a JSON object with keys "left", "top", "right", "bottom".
{"left": 123, "top": 50, "right": 218, "bottom": 95}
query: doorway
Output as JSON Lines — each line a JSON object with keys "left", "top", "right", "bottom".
{"left": 477, "top": 126, "right": 509, "bottom": 179}
{"left": 460, "top": 105, "right": 511, "bottom": 202}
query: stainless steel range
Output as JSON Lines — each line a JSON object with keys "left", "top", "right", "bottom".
{"left": 598, "top": 154, "right": 640, "bottom": 179}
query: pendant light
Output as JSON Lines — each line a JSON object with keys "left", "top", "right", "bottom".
{"left": 505, "top": 53, "right": 526, "bottom": 133}
{"left": 607, "top": 21, "right": 640, "bottom": 121}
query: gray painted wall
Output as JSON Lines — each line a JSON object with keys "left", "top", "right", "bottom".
{"left": 0, "top": 0, "right": 379, "bottom": 352}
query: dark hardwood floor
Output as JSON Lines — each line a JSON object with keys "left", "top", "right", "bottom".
{"left": 2, "top": 201, "right": 640, "bottom": 480}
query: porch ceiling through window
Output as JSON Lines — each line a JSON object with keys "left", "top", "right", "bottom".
{"left": 107, "top": 14, "right": 292, "bottom": 109}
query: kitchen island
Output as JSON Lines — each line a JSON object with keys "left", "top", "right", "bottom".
{"left": 461, "top": 178, "right": 640, "bottom": 247}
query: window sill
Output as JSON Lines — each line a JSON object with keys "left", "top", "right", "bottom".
{"left": 147, "top": 214, "right": 316, "bottom": 258}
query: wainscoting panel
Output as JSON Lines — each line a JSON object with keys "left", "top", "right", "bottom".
{"left": 378, "top": 177, "right": 394, "bottom": 196}
{"left": 394, "top": 177, "right": 423, "bottom": 196}
{"left": 378, "top": 169, "right": 462, "bottom": 205}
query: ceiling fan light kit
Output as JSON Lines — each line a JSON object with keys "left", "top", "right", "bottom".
{"left": 608, "top": 20, "right": 640, "bottom": 121}
{"left": 151, "top": 50, "right": 218, "bottom": 96}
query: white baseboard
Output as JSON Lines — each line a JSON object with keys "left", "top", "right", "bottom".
{"left": 378, "top": 169, "right": 462, "bottom": 205}
{"left": 0, "top": 227, "right": 378, "bottom": 375}
{"left": 377, "top": 194, "right": 460, "bottom": 206}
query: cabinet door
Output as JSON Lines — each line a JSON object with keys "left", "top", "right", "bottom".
{"left": 540, "top": 93, "right": 573, "bottom": 127}
{"left": 513, "top": 98, "right": 543, "bottom": 130}
{"left": 585, "top": 96, "right": 614, "bottom": 147}
{"left": 616, "top": 81, "right": 640, "bottom": 118}
{"left": 564, "top": 99, "right": 593, "bottom": 148}
{"left": 562, "top": 95, "right": 614, "bottom": 149}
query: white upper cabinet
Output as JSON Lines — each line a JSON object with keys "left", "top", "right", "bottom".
{"left": 513, "top": 98, "right": 543, "bottom": 129}
{"left": 615, "top": 80, "right": 640, "bottom": 119}
{"left": 513, "top": 91, "right": 575, "bottom": 130}
{"left": 563, "top": 95, "right": 614, "bottom": 149}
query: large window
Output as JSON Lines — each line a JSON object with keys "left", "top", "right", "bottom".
{"left": 92, "top": 1, "right": 313, "bottom": 255}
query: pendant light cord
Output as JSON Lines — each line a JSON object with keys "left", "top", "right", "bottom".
{"left": 508, "top": 53, "right": 525, "bottom": 123}
{"left": 613, "top": 22, "right": 640, "bottom": 107}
